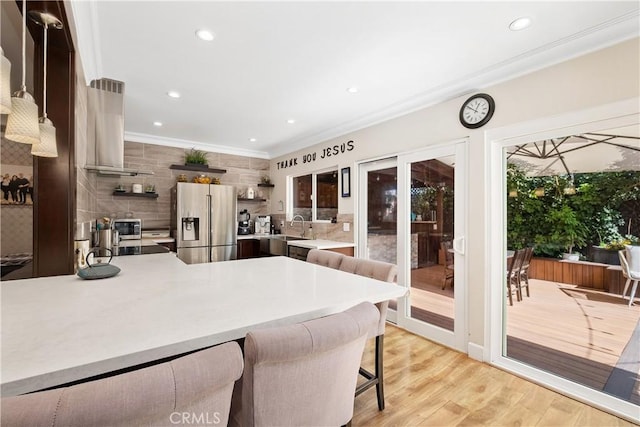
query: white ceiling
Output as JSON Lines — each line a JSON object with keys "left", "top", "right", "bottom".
{"left": 67, "top": 1, "right": 639, "bottom": 159}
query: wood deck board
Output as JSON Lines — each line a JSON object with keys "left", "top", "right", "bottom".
{"left": 407, "top": 265, "right": 640, "bottom": 405}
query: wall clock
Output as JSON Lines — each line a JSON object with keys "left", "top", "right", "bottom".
{"left": 459, "top": 93, "right": 495, "bottom": 129}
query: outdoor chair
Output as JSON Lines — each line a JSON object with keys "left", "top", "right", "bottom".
{"left": 506, "top": 249, "right": 525, "bottom": 305}
{"left": 441, "top": 240, "right": 455, "bottom": 290}
{"left": 517, "top": 246, "right": 534, "bottom": 298}
{"left": 618, "top": 250, "right": 639, "bottom": 307}
{"left": 229, "top": 302, "right": 379, "bottom": 427}
{"left": 1, "top": 341, "right": 243, "bottom": 427}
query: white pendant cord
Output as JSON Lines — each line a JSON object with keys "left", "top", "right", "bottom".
{"left": 42, "top": 23, "right": 48, "bottom": 118}
{"left": 20, "top": 0, "right": 27, "bottom": 91}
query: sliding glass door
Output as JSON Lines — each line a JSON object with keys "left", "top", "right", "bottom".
{"left": 396, "top": 141, "right": 467, "bottom": 350}
{"left": 358, "top": 140, "right": 467, "bottom": 351}
{"left": 488, "top": 104, "right": 640, "bottom": 421}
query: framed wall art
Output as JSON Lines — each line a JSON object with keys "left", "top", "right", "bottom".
{"left": 341, "top": 167, "right": 351, "bottom": 198}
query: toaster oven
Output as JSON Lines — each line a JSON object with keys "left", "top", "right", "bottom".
{"left": 113, "top": 219, "right": 142, "bottom": 240}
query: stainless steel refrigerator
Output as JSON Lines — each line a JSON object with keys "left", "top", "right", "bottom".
{"left": 172, "top": 183, "right": 237, "bottom": 264}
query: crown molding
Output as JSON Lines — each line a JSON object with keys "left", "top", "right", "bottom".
{"left": 268, "top": 12, "right": 639, "bottom": 158}
{"left": 124, "top": 132, "right": 271, "bottom": 159}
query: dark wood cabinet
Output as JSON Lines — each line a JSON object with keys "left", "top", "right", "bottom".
{"left": 237, "top": 239, "right": 260, "bottom": 259}
{"left": 157, "top": 241, "right": 176, "bottom": 252}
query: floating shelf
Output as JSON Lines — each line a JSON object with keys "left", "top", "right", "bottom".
{"left": 257, "top": 183, "right": 274, "bottom": 188}
{"left": 237, "top": 198, "right": 267, "bottom": 202}
{"left": 169, "top": 164, "right": 227, "bottom": 174}
{"left": 113, "top": 192, "right": 159, "bottom": 198}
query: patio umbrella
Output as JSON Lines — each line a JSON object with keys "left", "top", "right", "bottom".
{"left": 506, "top": 126, "right": 640, "bottom": 176}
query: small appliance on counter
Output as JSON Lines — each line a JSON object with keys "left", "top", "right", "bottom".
{"left": 74, "top": 221, "right": 93, "bottom": 272}
{"left": 255, "top": 215, "right": 271, "bottom": 234}
{"left": 113, "top": 219, "right": 142, "bottom": 240}
{"left": 238, "top": 209, "right": 252, "bottom": 235}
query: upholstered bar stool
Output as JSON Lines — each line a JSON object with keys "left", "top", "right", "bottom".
{"left": 339, "top": 256, "right": 398, "bottom": 411}
{"left": 230, "top": 302, "right": 379, "bottom": 427}
{"left": 306, "top": 248, "right": 344, "bottom": 269}
{"left": 1, "top": 342, "right": 243, "bottom": 427}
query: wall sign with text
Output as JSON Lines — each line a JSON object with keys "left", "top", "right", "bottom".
{"left": 276, "top": 140, "right": 354, "bottom": 169}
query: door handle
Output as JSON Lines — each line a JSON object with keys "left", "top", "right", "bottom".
{"left": 453, "top": 236, "right": 465, "bottom": 255}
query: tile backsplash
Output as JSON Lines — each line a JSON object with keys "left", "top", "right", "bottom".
{"left": 92, "top": 142, "right": 271, "bottom": 229}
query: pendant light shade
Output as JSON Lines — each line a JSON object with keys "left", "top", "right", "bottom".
{"left": 0, "top": 47, "right": 11, "bottom": 114}
{"left": 4, "top": 90, "right": 40, "bottom": 144}
{"left": 31, "top": 117, "right": 58, "bottom": 157}
{"left": 29, "top": 10, "right": 63, "bottom": 158}
{"left": 5, "top": 0, "right": 40, "bottom": 144}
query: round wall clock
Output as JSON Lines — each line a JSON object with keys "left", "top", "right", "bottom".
{"left": 459, "top": 93, "right": 495, "bottom": 129}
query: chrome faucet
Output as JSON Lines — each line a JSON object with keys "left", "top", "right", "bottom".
{"left": 291, "top": 215, "right": 305, "bottom": 238}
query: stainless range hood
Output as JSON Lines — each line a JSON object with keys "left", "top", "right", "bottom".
{"left": 85, "top": 78, "right": 153, "bottom": 176}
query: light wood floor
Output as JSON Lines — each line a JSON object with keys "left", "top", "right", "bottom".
{"left": 353, "top": 325, "right": 636, "bottom": 426}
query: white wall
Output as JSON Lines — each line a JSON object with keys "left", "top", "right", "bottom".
{"left": 269, "top": 38, "right": 640, "bottom": 348}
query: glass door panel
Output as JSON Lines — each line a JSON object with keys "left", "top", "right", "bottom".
{"left": 408, "top": 158, "right": 455, "bottom": 331}
{"left": 362, "top": 163, "right": 398, "bottom": 264}
{"left": 397, "top": 141, "right": 467, "bottom": 351}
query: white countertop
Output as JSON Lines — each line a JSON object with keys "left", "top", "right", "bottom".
{"left": 286, "top": 239, "right": 355, "bottom": 250}
{"left": 1, "top": 255, "right": 404, "bottom": 396}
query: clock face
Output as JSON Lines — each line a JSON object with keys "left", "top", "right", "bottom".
{"left": 459, "top": 93, "right": 495, "bottom": 129}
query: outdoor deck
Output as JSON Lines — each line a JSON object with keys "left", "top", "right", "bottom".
{"left": 406, "top": 265, "right": 640, "bottom": 405}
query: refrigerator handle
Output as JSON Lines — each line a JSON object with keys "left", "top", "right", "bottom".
{"left": 207, "top": 194, "right": 212, "bottom": 262}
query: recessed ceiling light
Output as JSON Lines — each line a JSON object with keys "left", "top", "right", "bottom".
{"left": 167, "top": 91, "right": 181, "bottom": 99}
{"left": 196, "top": 29, "right": 215, "bottom": 41}
{"left": 287, "top": 119, "right": 296, "bottom": 124}
{"left": 509, "top": 17, "right": 532, "bottom": 31}
{"left": 346, "top": 87, "right": 358, "bottom": 93}
{"left": 249, "top": 138, "right": 257, "bottom": 142}
{"left": 153, "top": 121, "right": 163, "bottom": 127}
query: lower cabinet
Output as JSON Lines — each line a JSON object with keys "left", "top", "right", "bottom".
{"left": 238, "top": 239, "right": 260, "bottom": 259}
{"left": 156, "top": 241, "right": 176, "bottom": 252}
{"left": 287, "top": 245, "right": 310, "bottom": 261}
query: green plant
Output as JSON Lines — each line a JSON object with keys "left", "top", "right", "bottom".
{"left": 185, "top": 148, "right": 208, "bottom": 165}
{"left": 546, "top": 205, "right": 588, "bottom": 254}
{"left": 261, "top": 176, "right": 271, "bottom": 184}
{"left": 411, "top": 185, "right": 437, "bottom": 219}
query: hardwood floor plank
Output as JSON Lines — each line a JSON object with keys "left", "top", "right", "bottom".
{"left": 352, "top": 325, "right": 635, "bottom": 426}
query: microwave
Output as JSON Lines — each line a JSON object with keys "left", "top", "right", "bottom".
{"left": 113, "top": 219, "right": 142, "bottom": 240}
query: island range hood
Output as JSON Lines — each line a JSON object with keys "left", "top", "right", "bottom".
{"left": 84, "top": 78, "right": 153, "bottom": 176}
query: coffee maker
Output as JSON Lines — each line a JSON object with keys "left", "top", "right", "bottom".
{"left": 238, "top": 209, "right": 252, "bottom": 235}
{"left": 255, "top": 215, "right": 271, "bottom": 234}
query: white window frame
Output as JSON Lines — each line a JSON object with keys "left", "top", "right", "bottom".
{"left": 288, "top": 166, "right": 338, "bottom": 222}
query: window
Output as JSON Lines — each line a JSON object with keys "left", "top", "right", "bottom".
{"left": 290, "top": 168, "right": 338, "bottom": 221}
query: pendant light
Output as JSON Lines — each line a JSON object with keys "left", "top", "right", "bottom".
{"left": 0, "top": 47, "right": 11, "bottom": 114}
{"left": 29, "top": 11, "right": 62, "bottom": 157}
{"left": 4, "top": 0, "right": 40, "bottom": 144}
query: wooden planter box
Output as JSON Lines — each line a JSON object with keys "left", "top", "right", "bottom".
{"left": 529, "top": 257, "right": 624, "bottom": 294}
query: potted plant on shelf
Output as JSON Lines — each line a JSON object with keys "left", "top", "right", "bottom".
{"left": 184, "top": 148, "right": 208, "bottom": 169}
{"left": 547, "top": 205, "right": 587, "bottom": 261}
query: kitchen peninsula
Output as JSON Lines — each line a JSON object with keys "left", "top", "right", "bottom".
{"left": 1, "top": 255, "right": 404, "bottom": 397}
